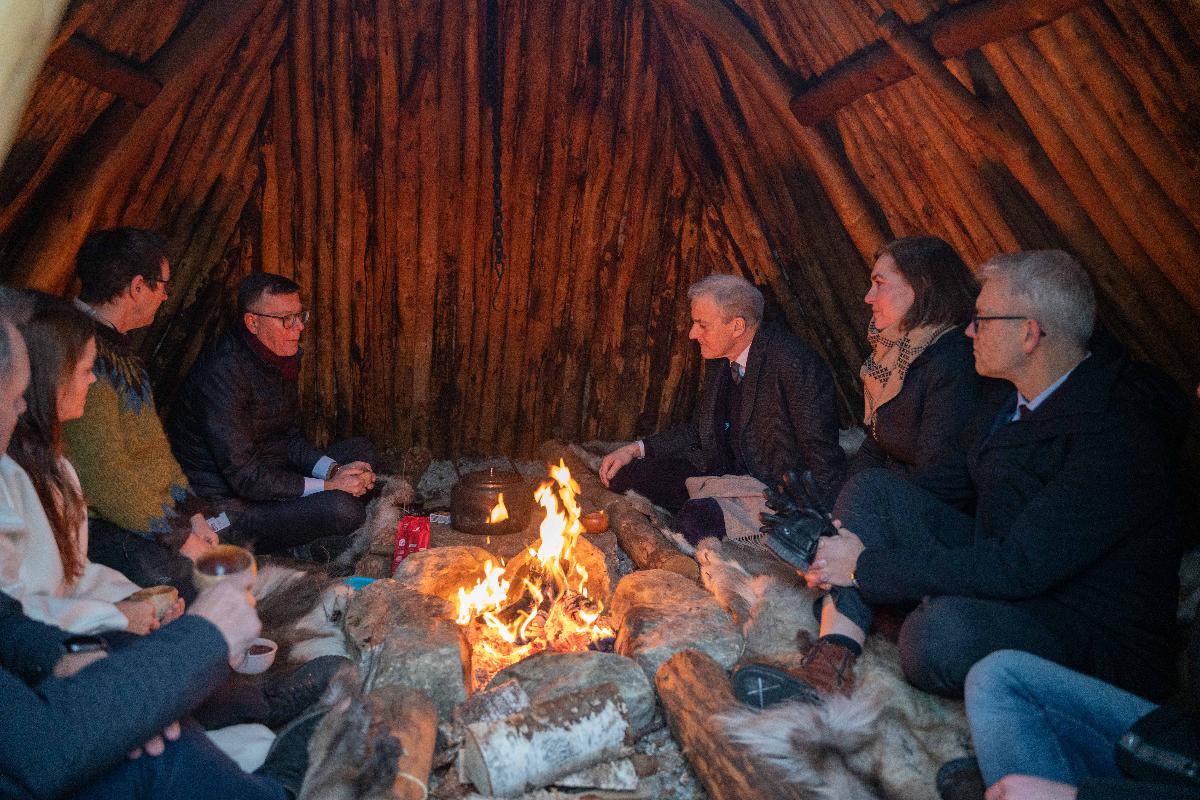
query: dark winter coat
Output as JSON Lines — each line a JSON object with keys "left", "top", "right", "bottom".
{"left": 1078, "top": 617, "right": 1200, "bottom": 800}
{"left": 0, "top": 593, "right": 229, "bottom": 799}
{"left": 643, "top": 323, "right": 846, "bottom": 503}
{"left": 847, "top": 326, "right": 989, "bottom": 508}
{"left": 0, "top": 592, "right": 66, "bottom": 686}
{"left": 857, "top": 347, "right": 1186, "bottom": 700}
{"left": 168, "top": 326, "right": 324, "bottom": 503}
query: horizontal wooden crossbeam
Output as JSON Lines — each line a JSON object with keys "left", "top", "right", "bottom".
{"left": 45, "top": 35, "right": 161, "bottom": 106}
{"left": 789, "top": 0, "right": 1093, "bottom": 125}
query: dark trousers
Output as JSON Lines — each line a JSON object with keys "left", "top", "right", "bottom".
{"left": 828, "top": 468, "right": 1082, "bottom": 697}
{"left": 608, "top": 455, "right": 707, "bottom": 514}
{"left": 73, "top": 722, "right": 288, "bottom": 800}
{"left": 87, "top": 518, "right": 198, "bottom": 604}
{"left": 224, "top": 438, "right": 374, "bottom": 554}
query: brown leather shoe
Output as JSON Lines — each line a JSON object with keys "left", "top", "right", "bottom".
{"left": 795, "top": 636, "right": 857, "bottom": 697}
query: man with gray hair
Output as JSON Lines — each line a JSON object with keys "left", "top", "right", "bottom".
{"left": 600, "top": 273, "right": 844, "bottom": 541}
{"left": 791, "top": 250, "right": 1184, "bottom": 706}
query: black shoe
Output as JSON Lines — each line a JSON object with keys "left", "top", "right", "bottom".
{"left": 731, "top": 662, "right": 822, "bottom": 709}
{"left": 287, "top": 536, "right": 352, "bottom": 564}
{"left": 264, "top": 655, "right": 350, "bottom": 728}
{"left": 936, "top": 757, "right": 985, "bottom": 800}
{"left": 255, "top": 706, "right": 326, "bottom": 797}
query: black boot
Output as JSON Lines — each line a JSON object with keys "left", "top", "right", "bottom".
{"left": 264, "top": 655, "right": 350, "bottom": 728}
{"left": 936, "top": 757, "right": 985, "bottom": 800}
{"left": 255, "top": 707, "right": 327, "bottom": 797}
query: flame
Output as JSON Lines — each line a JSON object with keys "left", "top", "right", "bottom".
{"left": 452, "top": 460, "right": 614, "bottom": 688}
{"left": 488, "top": 493, "right": 509, "bottom": 523}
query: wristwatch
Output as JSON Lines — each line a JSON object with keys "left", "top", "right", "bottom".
{"left": 62, "top": 635, "right": 109, "bottom": 654}
{"left": 325, "top": 461, "right": 340, "bottom": 481}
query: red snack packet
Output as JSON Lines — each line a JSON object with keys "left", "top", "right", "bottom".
{"left": 392, "top": 515, "right": 431, "bottom": 573}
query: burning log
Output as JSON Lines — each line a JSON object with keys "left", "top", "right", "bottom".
{"left": 458, "top": 682, "right": 631, "bottom": 798}
{"left": 608, "top": 504, "right": 699, "bottom": 580}
{"left": 655, "top": 649, "right": 807, "bottom": 800}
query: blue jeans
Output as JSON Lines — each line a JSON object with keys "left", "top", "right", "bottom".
{"left": 964, "top": 649, "right": 1154, "bottom": 787}
{"left": 73, "top": 722, "right": 288, "bottom": 800}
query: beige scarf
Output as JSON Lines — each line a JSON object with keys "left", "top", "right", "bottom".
{"left": 861, "top": 321, "right": 954, "bottom": 429}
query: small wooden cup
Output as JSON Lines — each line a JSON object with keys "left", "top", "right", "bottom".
{"left": 192, "top": 544, "right": 257, "bottom": 592}
{"left": 580, "top": 509, "right": 609, "bottom": 534}
{"left": 127, "top": 585, "right": 180, "bottom": 620}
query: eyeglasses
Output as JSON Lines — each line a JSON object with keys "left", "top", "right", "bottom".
{"left": 969, "top": 314, "right": 1036, "bottom": 334}
{"left": 249, "top": 310, "right": 309, "bottom": 329}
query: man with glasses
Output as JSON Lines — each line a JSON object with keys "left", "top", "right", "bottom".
{"left": 65, "top": 228, "right": 218, "bottom": 598}
{"left": 168, "top": 273, "right": 375, "bottom": 559}
{"left": 744, "top": 250, "right": 1184, "bottom": 709}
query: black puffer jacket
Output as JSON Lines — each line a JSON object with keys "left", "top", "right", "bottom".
{"left": 643, "top": 323, "right": 846, "bottom": 503}
{"left": 168, "top": 326, "right": 323, "bottom": 503}
{"left": 848, "top": 326, "right": 996, "bottom": 509}
{"left": 857, "top": 347, "right": 1186, "bottom": 700}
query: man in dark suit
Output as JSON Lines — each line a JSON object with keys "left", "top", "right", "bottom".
{"left": 791, "top": 250, "right": 1183, "bottom": 705}
{"left": 599, "top": 274, "right": 845, "bottom": 538}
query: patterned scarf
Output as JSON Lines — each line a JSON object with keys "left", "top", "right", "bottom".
{"left": 860, "top": 320, "right": 953, "bottom": 428}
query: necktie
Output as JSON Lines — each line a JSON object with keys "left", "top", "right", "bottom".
{"left": 731, "top": 362, "right": 743, "bottom": 384}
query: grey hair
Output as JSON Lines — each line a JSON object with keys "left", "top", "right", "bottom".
{"left": 688, "top": 274, "right": 764, "bottom": 327}
{"left": 0, "top": 287, "right": 33, "bottom": 382}
{"left": 980, "top": 250, "right": 1095, "bottom": 347}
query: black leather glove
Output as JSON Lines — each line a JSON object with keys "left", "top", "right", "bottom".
{"left": 759, "top": 469, "right": 836, "bottom": 569}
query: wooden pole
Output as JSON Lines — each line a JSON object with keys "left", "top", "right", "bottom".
{"left": 656, "top": 649, "right": 806, "bottom": 800}
{"left": 7, "top": 0, "right": 275, "bottom": 293}
{"left": 790, "top": 0, "right": 1093, "bottom": 126}
{"left": 874, "top": 10, "right": 1200, "bottom": 324}
{"left": 653, "top": 0, "right": 888, "bottom": 261}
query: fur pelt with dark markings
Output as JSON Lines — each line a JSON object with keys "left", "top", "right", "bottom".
{"left": 697, "top": 538, "right": 971, "bottom": 800}
{"left": 254, "top": 563, "right": 353, "bottom": 666}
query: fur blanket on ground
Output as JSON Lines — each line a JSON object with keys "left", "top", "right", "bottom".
{"left": 254, "top": 563, "right": 353, "bottom": 666}
{"left": 697, "top": 538, "right": 970, "bottom": 800}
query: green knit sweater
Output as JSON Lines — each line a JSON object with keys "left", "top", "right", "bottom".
{"left": 63, "top": 321, "right": 198, "bottom": 546}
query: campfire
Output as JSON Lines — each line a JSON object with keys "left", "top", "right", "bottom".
{"left": 452, "top": 461, "right": 615, "bottom": 687}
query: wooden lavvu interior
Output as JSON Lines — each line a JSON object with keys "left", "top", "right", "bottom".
{"left": 0, "top": 0, "right": 1196, "bottom": 462}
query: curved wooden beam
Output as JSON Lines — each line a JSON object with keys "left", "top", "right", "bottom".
{"left": 9, "top": 0, "right": 275, "bottom": 292}
{"left": 791, "top": 0, "right": 1093, "bottom": 126}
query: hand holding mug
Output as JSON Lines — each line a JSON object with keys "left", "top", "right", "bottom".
{"left": 191, "top": 544, "right": 257, "bottom": 592}
{"left": 187, "top": 571, "right": 261, "bottom": 666}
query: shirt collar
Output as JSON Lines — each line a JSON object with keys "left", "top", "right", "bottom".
{"left": 1016, "top": 353, "right": 1090, "bottom": 415}
{"left": 732, "top": 343, "right": 751, "bottom": 374}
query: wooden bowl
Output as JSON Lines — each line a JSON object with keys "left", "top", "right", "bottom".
{"left": 580, "top": 509, "right": 609, "bottom": 534}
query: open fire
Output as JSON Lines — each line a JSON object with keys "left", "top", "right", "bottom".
{"left": 452, "top": 461, "right": 614, "bottom": 687}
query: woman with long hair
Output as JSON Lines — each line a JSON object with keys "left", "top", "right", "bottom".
{"left": 847, "top": 235, "right": 986, "bottom": 506}
{"left": 733, "top": 236, "right": 989, "bottom": 707}
{"left": 0, "top": 293, "right": 164, "bottom": 634}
